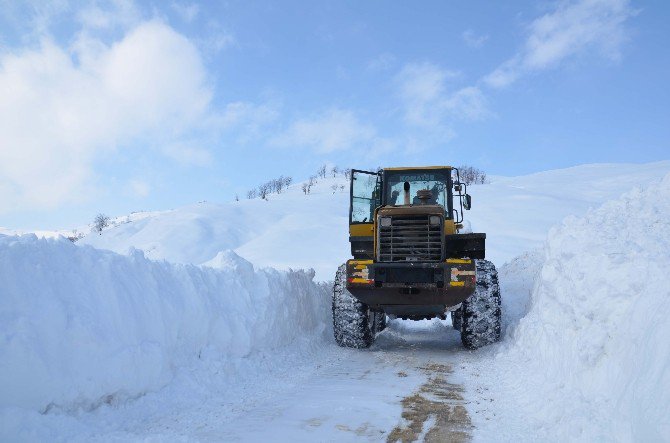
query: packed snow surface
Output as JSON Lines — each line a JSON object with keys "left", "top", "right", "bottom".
{"left": 81, "top": 161, "right": 670, "bottom": 280}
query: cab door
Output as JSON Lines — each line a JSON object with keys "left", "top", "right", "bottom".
{"left": 349, "top": 169, "right": 382, "bottom": 259}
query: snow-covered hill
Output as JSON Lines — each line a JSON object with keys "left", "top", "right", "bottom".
{"left": 81, "top": 179, "right": 351, "bottom": 281}
{"left": 1, "top": 210, "right": 164, "bottom": 241}
{"left": 80, "top": 161, "right": 670, "bottom": 281}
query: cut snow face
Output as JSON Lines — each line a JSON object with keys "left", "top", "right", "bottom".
{"left": 474, "top": 172, "right": 670, "bottom": 441}
{"left": 78, "top": 161, "right": 670, "bottom": 281}
{"left": 0, "top": 235, "right": 330, "bottom": 416}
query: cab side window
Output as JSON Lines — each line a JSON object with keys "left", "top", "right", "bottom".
{"left": 350, "top": 171, "right": 380, "bottom": 223}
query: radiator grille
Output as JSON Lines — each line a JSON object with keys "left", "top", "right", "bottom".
{"left": 378, "top": 215, "right": 442, "bottom": 262}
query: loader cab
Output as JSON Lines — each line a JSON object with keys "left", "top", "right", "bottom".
{"left": 348, "top": 166, "right": 472, "bottom": 260}
{"left": 381, "top": 168, "right": 454, "bottom": 217}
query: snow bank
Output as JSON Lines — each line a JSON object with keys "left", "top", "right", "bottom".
{"left": 494, "top": 173, "right": 670, "bottom": 440}
{"left": 0, "top": 234, "right": 330, "bottom": 413}
{"left": 497, "top": 248, "right": 543, "bottom": 338}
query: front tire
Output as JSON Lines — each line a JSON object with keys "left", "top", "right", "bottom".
{"left": 451, "top": 307, "right": 463, "bottom": 331}
{"left": 461, "top": 259, "right": 501, "bottom": 350}
{"left": 374, "top": 310, "right": 387, "bottom": 333}
{"left": 332, "top": 264, "right": 375, "bottom": 348}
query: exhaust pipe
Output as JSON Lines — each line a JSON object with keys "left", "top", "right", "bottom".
{"left": 403, "top": 181, "right": 411, "bottom": 205}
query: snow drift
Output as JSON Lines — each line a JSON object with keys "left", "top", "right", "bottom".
{"left": 0, "top": 235, "right": 330, "bottom": 413}
{"left": 491, "top": 173, "right": 670, "bottom": 440}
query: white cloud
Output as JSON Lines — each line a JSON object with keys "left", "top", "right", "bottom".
{"left": 0, "top": 20, "right": 213, "bottom": 211}
{"left": 485, "top": 0, "right": 635, "bottom": 88}
{"left": 272, "top": 109, "right": 375, "bottom": 153}
{"left": 205, "top": 32, "right": 235, "bottom": 52}
{"left": 163, "top": 142, "right": 213, "bottom": 167}
{"left": 128, "top": 179, "right": 150, "bottom": 197}
{"left": 462, "top": 29, "right": 489, "bottom": 49}
{"left": 217, "top": 101, "right": 279, "bottom": 131}
{"left": 395, "top": 62, "right": 489, "bottom": 128}
{"left": 367, "top": 53, "right": 396, "bottom": 71}
{"left": 170, "top": 1, "right": 199, "bottom": 23}
{"left": 76, "top": 0, "right": 140, "bottom": 30}
{"left": 0, "top": 1, "right": 70, "bottom": 41}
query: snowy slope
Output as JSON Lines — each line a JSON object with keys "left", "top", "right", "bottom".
{"left": 81, "top": 179, "right": 351, "bottom": 281}
{"left": 473, "top": 172, "right": 670, "bottom": 441}
{"left": 468, "top": 161, "right": 670, "bottom": 263}
{"left": 0, "top": 235, "right": 329, "bottom": 418}
{"left": 81, "top": 161, "right": 670, "bottom": 281}
{"left": 0, "top": 227, "right": 73, "bottom": 239}
{"left": 1, "top": 211, "right": 162, "bottom": 240}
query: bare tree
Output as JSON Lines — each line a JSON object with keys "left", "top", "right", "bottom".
{"left": 235, "top": 194, "right": 239, "bottom": 201}
{"left": 301, "top": 183, "right": 309, "bottom": 194}
{"left": 339, "top": 184, "right": 345, "bottom": 192}
{"left": 270, "top": 177, "right": 282, "bottom": 194}
{"left": 272, "top": 175, "right": 292, "bottom": 194}
{"left": 93, "top": 213, "right": 110, "bottom": 235}
{"left": 342, "top": 168, "right": 352, "bottom": 180}
{"left": 258, "top": 182, "right": 272, "bottom": 200}
{"left": 248, "top": 175, "right": 295, "bottom": 199}
{"left": 331, "top": 184, "right": 339, "bottom": 194}
{"left": 331, "top": 166, "right": 339, "bottom": 177}
{"left": 67, "top": 229, "right": 84, "bottom": 242}
{"left": 317, "top": 164, "right": 327, "bottom": 179}
{"left": 457, "top": 165, "right": 488, "bottom": 185}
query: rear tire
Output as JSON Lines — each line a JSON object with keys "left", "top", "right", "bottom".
{"left": 332, "top": 264, "right": 375, "bottom": 348}
{"left": 461, "top": 259, "right": 501, "bottom": 350}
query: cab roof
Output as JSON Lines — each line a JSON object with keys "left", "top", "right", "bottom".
{"left": 383, "top": 166, "right": 453, "bottom": 171}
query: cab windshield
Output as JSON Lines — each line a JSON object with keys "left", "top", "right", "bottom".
{"left": 383, "top": 170, "right": 450, "bottom": 213}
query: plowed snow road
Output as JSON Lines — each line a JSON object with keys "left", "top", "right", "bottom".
{"left": 216, "top": 322, "right": 473, "bottom": 442}
{"left": 71, "top": 320, "right": 493, "bottom": 442}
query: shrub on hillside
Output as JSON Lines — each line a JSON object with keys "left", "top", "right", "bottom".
{"left": 457, "top": 165, "right": 488, "bottom": 185}
{"left": 93, "top": 214, "right": 110, "bottom": 235}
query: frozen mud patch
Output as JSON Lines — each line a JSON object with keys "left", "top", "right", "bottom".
{"left": 388, "top": 363, "right": 471, "bottom": 443}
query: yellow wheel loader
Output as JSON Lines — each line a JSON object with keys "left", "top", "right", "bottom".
{"left": 332, "top": 166, "right": 501, "bottom": 350}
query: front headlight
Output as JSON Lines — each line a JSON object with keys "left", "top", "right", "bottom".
{"left": 380, "top": 217, "right": 392, "bottom": 227}
{"left": 429, "top": 215, "right": 441, "bottom": 226}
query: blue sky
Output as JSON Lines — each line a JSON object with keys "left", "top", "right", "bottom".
{"left": 0, "top": 0, "right": 668, "bottom": 229}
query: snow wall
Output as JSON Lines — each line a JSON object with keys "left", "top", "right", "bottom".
{"left": 0, "top": 235, "right": 331, "bottom": 413}
{"left": 500, "top": 173, "right": 670, "bottom": 440}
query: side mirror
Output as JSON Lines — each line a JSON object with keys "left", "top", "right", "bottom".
{"left": 454, "top": 184, "right": 462, "bottom": 192}
{"left": 463, "top": 194, "right": 472, "bottom": 210}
